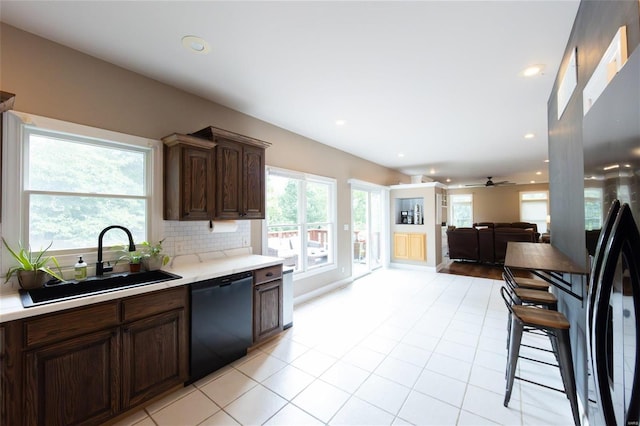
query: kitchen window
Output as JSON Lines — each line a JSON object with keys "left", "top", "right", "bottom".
{"left": 2, "top": 112, "right": 161, "bottom": 265}
{"left": 264, "top": 167, "right": 336, "bottom": 275}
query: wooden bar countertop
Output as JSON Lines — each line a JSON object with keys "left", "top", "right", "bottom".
{"left": 505, "top": 242, "right": 587, "bottom": 275}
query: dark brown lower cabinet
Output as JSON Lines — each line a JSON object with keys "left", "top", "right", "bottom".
{"left": 254, "top": 278, "right": 283, "bottom": 342}
{"left": 24, "top": 328, "right": 120, "bottom": 426}
{"left": 1, "top": 286, "right": 188, "bottom": 425}
{"left": 122, "top": 309, "right": 187, "bottom": 408}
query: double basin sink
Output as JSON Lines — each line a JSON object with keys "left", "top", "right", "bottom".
{"left": 20, "top": 270, "right": 182, "bottom": 308}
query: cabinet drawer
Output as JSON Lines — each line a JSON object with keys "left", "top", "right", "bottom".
{"left": 122, "top": 286, "right": 186, "bottom": 323}
{"left": 254, "top": 265, "right": 282, "bottom": 285}
{"left": 24, "top": 301, "right": 119, "bottom": 348}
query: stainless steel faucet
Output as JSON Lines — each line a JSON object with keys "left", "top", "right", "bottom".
{"left": 96, "top": 225, "right": 136, "bottom": 276}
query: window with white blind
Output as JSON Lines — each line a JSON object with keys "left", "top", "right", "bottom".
{"left": 520, "top": 191, "right": 549, "bottom": 233}
{"left": 450, "top": 194, "right": 473, "bottom": 227}
{"left": 584, "top": 187, "right": 603, "bottom": 230}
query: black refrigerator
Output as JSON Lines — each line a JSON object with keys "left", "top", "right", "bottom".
{"left": 587, "top": 201, "right": 640, "bottom": 425}
{"left": 582, "top": 39, "right": 640, "bottom": 426}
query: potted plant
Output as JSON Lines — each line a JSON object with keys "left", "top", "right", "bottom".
{"left": 140, "top": 239, "right": 170, "bottom": 271}
{"left": 115, "top": 245, "right": 143, "bottom": 273}
{"left": 2, "top": 238, "right": 64, "bottom": 289}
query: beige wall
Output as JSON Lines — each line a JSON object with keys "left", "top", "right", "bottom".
{"left": 0, "top": 24, "right": 407, "bottom": 297}
{"left": 448, "top": 183, "right": 549, "bottom": 224}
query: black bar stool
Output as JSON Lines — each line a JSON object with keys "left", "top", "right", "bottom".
{"left": 504, "top": 266, "right": 550, "bottom": 291}
{"left": 500, "top": 286, "right": 581, "bottom": 426}
{"left": 502, "top": 271, "right": 557, "bottom": 310}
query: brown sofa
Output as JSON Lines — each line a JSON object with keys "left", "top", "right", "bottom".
{"left": 446, "top": 222, "right": 538, "bottom": 264}
{"left": 446, "top": 228, "right": 479, "bottom": 262}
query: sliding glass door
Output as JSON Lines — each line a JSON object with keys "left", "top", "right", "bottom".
{"left": 351, "top": 183, "right": 385, "bottom": 278}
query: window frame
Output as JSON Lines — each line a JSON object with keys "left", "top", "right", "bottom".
{"left": 263, "top": 166, "right": 337, "bottom": 278}
{"left": 519, "top": 190, "right": 549, "bottom": 233}
{"left": 449, "top": 193, "right": 474, "bottom": 228}
{"left": 2, "top": 111, "right": 163, "bottom": 271}
{"left": 584, "top": 187, "right": 604, "bottom": 230}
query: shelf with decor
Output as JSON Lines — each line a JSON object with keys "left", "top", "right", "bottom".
{"left": 394, "top": 197, "right": 424, "bottom": 225}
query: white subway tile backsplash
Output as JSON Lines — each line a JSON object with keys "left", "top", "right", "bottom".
{"left": 162, "top": 220, "right": 250, "bottom": 257}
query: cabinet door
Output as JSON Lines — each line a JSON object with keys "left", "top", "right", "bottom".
{"left": 242, "top": 145, "right": 265, "bottom": 219}
{"left": 408, "top": 233, "right": 426, "bottom": 261}
{"left": 121, "top": 309, "right": 187, "bottom": 408}
{"left": 181, "top": 146, "right": 215, "bottom": 220}
{"left": 24, "top": 329, "right": 119, "bottom": 426}
{"left": 393, "top": 233, "right": 409, "bottom": 259}
{"left": 254, "top": 279, "right": 283, "bottom": 343}
{"left": 215, "top": 140, "right": 243, "bottom": 219}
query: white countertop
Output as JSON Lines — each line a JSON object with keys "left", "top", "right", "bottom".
{"left": 0, "top": 251, "right": 283, "bottom": 323}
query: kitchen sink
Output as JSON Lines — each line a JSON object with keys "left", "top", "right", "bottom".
{"left": 20, "top": 270, "right": 182, "bottom": 308}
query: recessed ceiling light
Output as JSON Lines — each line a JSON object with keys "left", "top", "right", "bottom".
{"left": 536, "top": 171, "right": 542, "bottom": 175}
{"left": 524, "top": 133, "right": 535, "bottom": 139}
{"left": 335, "top": 119, "right": 346, "bottom": 126}
{"left": 523, "top": 64, "right": 545, "bottom": 77}
{"left": 530, "top": 180, "right": 536, "bottom": 183}
{"left": 429, "top": 168, "right": 436, "bottom": 174}
{"left": 446, "top": 178, "right": 451, "bottom": 183}
{"left": 544, "top": 159, "right": 550, "bottom": 163}
{"left": 398, "top": 153, "right": 405, "bottom": 158}
{"left": 182, "top": 35, "right": 211, "bottom": 54}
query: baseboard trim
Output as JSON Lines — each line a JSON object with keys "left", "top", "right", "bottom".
{"left": 293, "top": 276, "right": 354, "bottom": 306}
{"left": 389, "top": 262, "right": 437, "bottom": 273}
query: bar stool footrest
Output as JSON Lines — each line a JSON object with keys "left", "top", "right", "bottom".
{"left": 514, "top": 375, "right": 566, "bottom": 394}
{"left": 518, "top": 355, "right": 560, "bottom": 368}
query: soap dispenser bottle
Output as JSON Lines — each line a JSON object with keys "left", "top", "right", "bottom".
{"left": 74, "top": 256, "right": 88, "bottom": 280}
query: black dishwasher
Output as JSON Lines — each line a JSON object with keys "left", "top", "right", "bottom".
{"left": 189, "top": 271, "right": 253, "bottom": 384}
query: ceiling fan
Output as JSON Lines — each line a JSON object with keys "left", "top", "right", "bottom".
{"left": 465, "top": 176, "right": 516, "bottom": 187}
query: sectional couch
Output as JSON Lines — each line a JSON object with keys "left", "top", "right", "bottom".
{"left": 446, "top": 222, "right": 539, "bottom": 264}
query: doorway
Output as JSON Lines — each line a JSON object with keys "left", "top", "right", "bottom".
{"left": 351, "top": 184, "right": 385, "bottom": 278}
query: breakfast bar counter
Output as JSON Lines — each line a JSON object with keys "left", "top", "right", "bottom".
{"left": 505, "top": 242, "right": 588, "bottom": 300}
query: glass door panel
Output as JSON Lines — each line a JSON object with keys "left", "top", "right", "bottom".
{"left": 351, "top": 187, "right": 383, "bottom": 278}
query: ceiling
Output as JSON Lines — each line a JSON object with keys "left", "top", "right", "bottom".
{"left": 0, "top": 1, "right": 580, "bottom": 186}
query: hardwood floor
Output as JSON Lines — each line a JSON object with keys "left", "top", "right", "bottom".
{"left": 439, "top": 260, "right": 533, "bottom": 280}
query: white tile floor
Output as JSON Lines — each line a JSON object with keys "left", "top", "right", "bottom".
{"left": 114, "top": 268, "right": 577, "bottom": 426}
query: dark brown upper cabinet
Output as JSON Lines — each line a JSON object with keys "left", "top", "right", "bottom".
{"left": 191, "top": 126, "right": 270, "bottom": 220}
{"left": 162, "top": 133, "right": 216, "bottom": 221}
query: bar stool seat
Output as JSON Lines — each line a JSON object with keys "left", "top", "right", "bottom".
{"left": 513, "top": 288, "right": 558, "bottom": 310}
{"left": 501, "top": 287, "right": 580, "bottom": 426}
{"left": 503, "top": 271, "right": 557, "bottom": 310}
{"left": 504, "top": 266, "right": 551, "bottom": 291}
{"left": 514, "top": 276, "right": 551, "bottom": 291}
{"left": 511, "top": 305, "right": 569, "bottom": 329}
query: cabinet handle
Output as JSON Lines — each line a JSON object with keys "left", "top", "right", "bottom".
{"left": 266, "top": 272, "right": 274, "bottom": 277}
